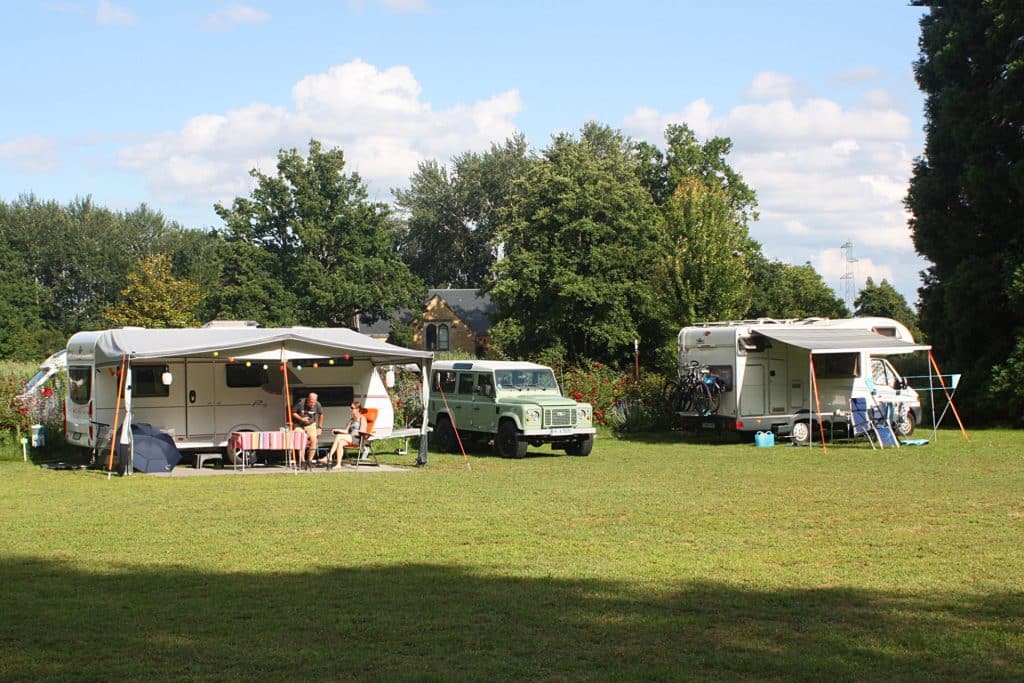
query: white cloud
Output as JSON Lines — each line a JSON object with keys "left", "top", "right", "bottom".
{"left": 0, "top": 135, "right": 60, "bottom": 173}
{"left": 380, "top": 0, "right": 432, "bottom": 13}
{"left": 118, "top": 59, "right": 521, "bottom": 209}
{"left": 96, "top": 0, "right": 135, "bottom": 26}
{"left": 831, "top": 65, "right": 882, "bottom": 85}
{"left": 202, "top": 4, "right": 271, "bottom": 30}
{"left": 622, "top": 75, "right": 925, "bottom": 304}
{"left": 743, "top": 71, "right": 800, "bottom": 101}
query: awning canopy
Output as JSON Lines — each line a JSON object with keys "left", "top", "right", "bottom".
{"left": 91, "top": 327, "right": 433, "bottom": 367}
{"left": 754, "top": 328, "right": 931, "bottom": 355}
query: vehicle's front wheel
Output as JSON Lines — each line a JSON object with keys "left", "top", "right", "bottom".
{"left": 433, "top": 416, "right": 457, "bottom": 453}
{"left": 496, "top": 420, "right": 528, "bottom": 459}
{"left": 565, "top": 434, "right": 593, "bottom": 456}
{"left": 790, "top": 421, "right": 811, "bottom": 445}
{"left": 895, "top": 410, "right": 916, "bottom": 437}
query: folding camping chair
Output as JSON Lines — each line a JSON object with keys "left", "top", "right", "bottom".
{"left": 849, "top": 397, "right": 881, "bottom": 449}
{"left": 338, "top": 408, "right": 379, "bottom": 468}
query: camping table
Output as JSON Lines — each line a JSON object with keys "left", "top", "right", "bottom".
{"left": 228, "top": 430, "right": 308, "bottom": 471}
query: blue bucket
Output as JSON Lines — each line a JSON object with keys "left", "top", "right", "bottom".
{"left": 754, "top": 431, "right": 774, "bottom": 448}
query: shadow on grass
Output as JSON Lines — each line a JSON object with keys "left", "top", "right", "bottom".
{"left": 1, "top": 558, "right": 1020, "bottom": 681}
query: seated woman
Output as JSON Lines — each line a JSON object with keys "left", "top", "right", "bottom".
{"left": 328, "top": 402, "right": 368, "bottom": 469}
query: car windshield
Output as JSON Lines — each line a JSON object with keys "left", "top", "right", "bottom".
{"left": 494, "top": 368, "right": 560, "bottom": 393}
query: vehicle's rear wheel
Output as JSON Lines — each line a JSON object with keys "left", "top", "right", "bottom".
{"left": 433, "top": 415, "right": 457, "bottom": 453}
{"left": 565, "top": 434, "right": 593, "bottom": 456}
{"left": 496, "top": 420, "right": 528, "bottom": 459}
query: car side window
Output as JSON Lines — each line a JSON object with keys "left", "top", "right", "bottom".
{"left": 458, "top": 372, "right": 476, "bottom": 395}
{"left": 433, "top": 370, "right": 456, "bottom": 394}
{"left": 477, "top": 374, "right": 494, "bottom": 398}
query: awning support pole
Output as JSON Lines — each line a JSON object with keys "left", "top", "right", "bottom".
{"left": 107, "top": 354, "right": 129, "bottom": 477}
{"left": 810, "top": 353, "right": 828, "bottom": 452}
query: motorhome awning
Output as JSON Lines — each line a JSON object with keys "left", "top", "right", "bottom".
{"left": 753, "top": 328, "right": 931, "bottom": 355}
{"left": 90, "top": 327, "right": 433, "bottom": 367}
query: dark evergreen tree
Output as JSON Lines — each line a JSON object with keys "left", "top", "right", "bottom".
{"left": 906, "top": 1, "right": 1024, "bottom": 421}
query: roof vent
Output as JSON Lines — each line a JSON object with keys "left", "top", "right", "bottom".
{"left": 202, "top": 320, "right": 260, "bottom": 328}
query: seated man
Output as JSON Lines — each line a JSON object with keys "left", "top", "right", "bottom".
{"left": 291, "top": 391, "right": 324, "bottom": 469}
{"left": 327, "top": 402, "right": 368, "bottom": 469}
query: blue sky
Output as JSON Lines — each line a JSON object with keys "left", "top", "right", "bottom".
{"left": 2, "top": 0, "right": 930, "bottom": 306}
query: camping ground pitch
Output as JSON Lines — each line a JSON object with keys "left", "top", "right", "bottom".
{"left": 1, "top": 429, "right": 1021, "bottom": 680}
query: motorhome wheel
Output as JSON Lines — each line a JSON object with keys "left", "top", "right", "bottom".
{"left": 790, "top": 421, "right": 811, "bottom": 445}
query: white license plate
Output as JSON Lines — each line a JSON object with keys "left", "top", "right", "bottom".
{"left": 549, "top": 428, "right": 573, "bottom": 436}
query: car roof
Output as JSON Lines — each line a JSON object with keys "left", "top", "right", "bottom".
{"left": 432, "top": 360, "right": 551, "bottom": 371}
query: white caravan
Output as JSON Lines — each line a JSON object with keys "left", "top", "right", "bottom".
{"left": 677, "top": 317, "right": 930, "bottom": 443}
{"left": 63, "top": 323, "right": 432, "bottom": 464}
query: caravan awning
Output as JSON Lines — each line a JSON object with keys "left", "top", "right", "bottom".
{"left": 90, "top": 327, "right": 433, "bottom": 367}
{"left": 753, "top": 328, "right": 931, "bottom": 355}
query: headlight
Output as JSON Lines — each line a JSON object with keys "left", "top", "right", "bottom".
{"left": 525, "top": 408, "right": 541, "bottom": 423}
{"left": 577, "top": 407, "right": 590, "bottom": 422}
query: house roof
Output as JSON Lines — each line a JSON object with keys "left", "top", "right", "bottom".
{"left": 360, "top": 288, "right": 495, "bottom": 338}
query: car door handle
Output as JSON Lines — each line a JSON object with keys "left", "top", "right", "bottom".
{"left": 251, "top": 400, "right": 265, "bottom": 407}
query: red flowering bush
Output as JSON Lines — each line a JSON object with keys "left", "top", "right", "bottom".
{"left": 560, "top": 361, "right": 632, "bottom": 426}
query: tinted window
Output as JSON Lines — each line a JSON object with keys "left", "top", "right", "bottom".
{"left": 815, "top": 353, "right": 860, "bottom": 379}
{"left": 458, "top": 373, "right": 475, "bottom": 395}
{"left": 132, "top": 365, "right": 170, "bottom": 398}
{"left": 69, "top": 367, "right": 91, "bottom": 405}
{"left": 707, "top": 364, "right": 734, "bottom": 392}
{"left": 226, "top": 363, "right": 269, "bottom": 388}
{"left": 299, "top": 387, "right": 353, "bottom": 407}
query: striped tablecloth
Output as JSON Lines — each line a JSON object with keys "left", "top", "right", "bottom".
{"left": 229, "top": 430, "right": 308, "bottom": 452}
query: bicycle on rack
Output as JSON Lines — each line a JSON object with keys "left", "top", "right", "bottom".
{"left": 663, "top": 361, "right": 725, "bottom": 416}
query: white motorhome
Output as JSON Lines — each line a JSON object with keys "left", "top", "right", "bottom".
{"left": 677, "top": 317, "right": 929, "bottom": 443}
{"left": 63, "top": 323, "right": 432, "bottom": 464}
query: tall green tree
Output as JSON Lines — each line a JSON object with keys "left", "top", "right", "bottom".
{"left": 746, "top": 258, "right": 849, "bottom": 320}
{"left": 658, "top": 177, "right": 753, "bottom": 325}
{"left": 854, "top": 277, "right": 921, "bottom": 339}
{"left": 0, "top": 195, "right": 180, "bottom": 341}
{"left": 215, "top": 139, "right": 425, "bottom": 327}
{"left": 102, "top": 254, "right": 204, "bottom": 328}
{"left": 906, "top": 1, "right": 1024, "bottom": 420}
{"left": 488, "top": 123, "right": 666, "bottom": 365}
{"left": 393, "top": 135, "right": 531, "bottom": 288}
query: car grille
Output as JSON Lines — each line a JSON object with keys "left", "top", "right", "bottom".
{"left": 544, "top": 407, "right": 575, "bottom": 427}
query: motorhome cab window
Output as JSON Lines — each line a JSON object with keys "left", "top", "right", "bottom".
{"left": 226, "top": 363, "right": 269, "bottom": 388}
{"left": 131, "top": 365, "right": 170, "bottom": 398}
{"left": 68, "top": 367, "right": 91, "bottom": 404}
{"left": 814, "top": 353, "right": 860, "bottom": 379}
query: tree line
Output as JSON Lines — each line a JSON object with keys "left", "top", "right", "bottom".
{"left": 2, "top": 123, "right": 923, "bottom": 389}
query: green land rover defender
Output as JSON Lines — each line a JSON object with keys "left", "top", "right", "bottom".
{"left": 428, "top": 360, "right": 596, "bottom": 458}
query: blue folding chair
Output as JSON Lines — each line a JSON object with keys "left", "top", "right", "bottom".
{"left": 850, "top": 397, "right": 879, "bottom": 449}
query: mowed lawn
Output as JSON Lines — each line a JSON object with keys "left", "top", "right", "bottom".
{"left": 1, "top": 430, "right": 1021, "bottom": 681}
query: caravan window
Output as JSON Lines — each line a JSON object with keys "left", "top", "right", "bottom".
{"left": 814, "top": 353, "right": 860, "bottom": 379}
{"left": 307, "top": 386, "right": 355, "bottom": 407}
{"left": 707, "top": 365, "right": 734, "bottom": 391}
{"left": 68, "top": 367, "right": 91, "bottom": 405}
{"left": 132, "top": 365, "right": 170, "bottom": 398}
{"left": 872, "top": 326, "right": 897, "bottom": 338}
{"left": 226, "top": 363, "right": 269, "bottom": 388}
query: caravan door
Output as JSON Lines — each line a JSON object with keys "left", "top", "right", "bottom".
{"left": 185, "top": 360, "right": 216, "bottom": 439}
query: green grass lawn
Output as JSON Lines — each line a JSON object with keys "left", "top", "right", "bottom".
{"left": 1, "top": 429, "right": 1021, "bottom": 681}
